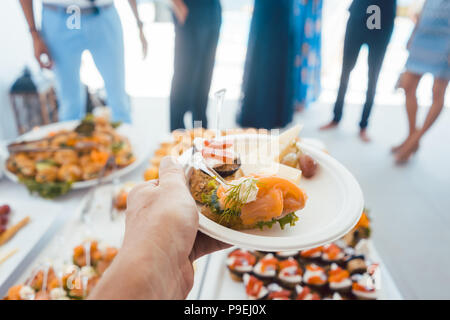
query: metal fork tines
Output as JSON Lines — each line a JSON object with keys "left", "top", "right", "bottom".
{"left": 80, "top": 155, "right": 116, "bottom": 223}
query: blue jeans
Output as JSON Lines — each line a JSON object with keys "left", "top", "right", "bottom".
{"left": 41, "top": 5, "right": 131, "bottom": 123}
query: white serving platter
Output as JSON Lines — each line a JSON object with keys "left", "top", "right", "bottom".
{"left": 198, "top": 243, "right": 403, "bottom": 300}
{"left": 181, "top": 134, "right": 364, "bottom": 252}
{"left": 4, "top": 120, "right": 148, "bottom": 190}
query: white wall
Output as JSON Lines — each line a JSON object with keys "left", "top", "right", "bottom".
{"left": 0, "top": 0, "right": 40, "bottom": 140}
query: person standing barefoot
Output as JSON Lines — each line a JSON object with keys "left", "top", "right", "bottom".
{"left": 393, "top": 0, "right": 450, "bottom": 164}
{"left": 320, "top": 0, "right": 397, "bottom": 143}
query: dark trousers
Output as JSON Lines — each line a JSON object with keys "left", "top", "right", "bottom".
{"left": 333, "top": 17, "right": 394, "bottom": 129}
{"left": 170, "top": 0, "right": 222, "bottom": 131}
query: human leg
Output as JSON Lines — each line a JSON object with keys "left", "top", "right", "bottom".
{"left": 85, "top": 7, "right": 131, "bottom": 123}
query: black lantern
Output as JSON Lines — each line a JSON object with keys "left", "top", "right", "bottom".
{"left": 9, "top": 68, "right": 58, "bottom": 134}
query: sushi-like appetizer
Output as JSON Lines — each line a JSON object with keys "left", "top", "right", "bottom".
{"left": 321, "top": 243, "right": 345, "bottom": 265}
{"left": 266, "top": 282, "right": 293, "bottom": 300}
{"left": 346, "top": 255, "right": 367, "bottom": 275}
{"left": 4, "top": 285, "right": 35, "bottom": 300}
{"left": 294, "top": 284, "right": 321, "bottom": 300}
{"left": 299, "top": 246, "right": 323, "bottom": 264}
{"left": 243, "top": 273, "right": 269, "bottom": 300}
{"left": 351, "top": 274, "right": 378, "bottom": 300}
{"left": 302, "top": 264, "right": 328, "bottom": 293}
{"left": 277, "top": 257, "right": 303, "bottom": 289}
{"left": 253, "top": 254, "right": 279, "bottom": 284}
{"left": 275, "top": 250, "right": 299, "bottom": 260}
{"left": 323, "top": 292, "right": 344, "bottom": 300}
{"left": 343, "top": 210, "right": 371, "bottom": 247}
{"left": 254, "top": 250, "right": 273, "bottom": 259}
{"left": 327, "top": 263, "right": 352, "bottom": 294}
{"left": 226, "top": 249, "right": 257, "bottom": 282}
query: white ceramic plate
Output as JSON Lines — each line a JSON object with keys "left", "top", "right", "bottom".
{"left": 4, "top": 120, "right": 148, "bottom": 190}
{"left": 181, "top": 134, "right": 364, "bottom": 251}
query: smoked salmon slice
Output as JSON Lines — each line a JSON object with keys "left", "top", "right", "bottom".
{"left": 217, "top": 176, "right": 307, "bottom": 227}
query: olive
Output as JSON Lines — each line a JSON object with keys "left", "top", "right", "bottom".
{"left": 298, "top": 153, "right": 318, "bottom": 178}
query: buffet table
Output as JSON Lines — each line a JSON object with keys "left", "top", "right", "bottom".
{"left": 0, "top": 127, "right": 403, "bottom": 300}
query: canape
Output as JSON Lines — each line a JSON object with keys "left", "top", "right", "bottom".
{"left": 275, "top": 250, "right": 299, "bottom": 260}
{"left": 299, "top": 246, "right": 323, "bottom": 264}
{"left": 321, "top": 243, "right": 345, "bottom": 266}
{"left": 302, "top": 264, "right": 328, "bottom": 293}
{"left": 277, "top": 257, "right": 303, "bottom": 289}
{"left": 266, "top": 282, "right": 293, "bottom": 300}
{"left": 351, "top": 274, "right": 378, "bottom": 300}
{"left": 346, "top": 255, "right": 367, "bottom": 275}
{"left": 294, "top": 284, "right": 321, "bottom": 300}
{"left": 327, "top": 263, "right": 352, "bottom": 295}
{"left": 226, "top": 249, "right": 257, "bottom": 282}
{"left": 243, "top": 273, "right": 269, "bottom": 300}
{"left": 253, "top": 254, "right": 279, "bottom": 284}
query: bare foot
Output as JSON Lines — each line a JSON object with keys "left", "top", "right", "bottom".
{"left": 395, "top": 133, "right": 421, "bottom": 164}
{"left": 391, "top": 143, "right": 404, "bottom": 154}
{"left": 392, "top": 130, "right": 419, "bottom": 153}
{"left": 319, "top": 121, "right": 339, "bottom": 131}
{"left": 359, "top": 129, "right": 371, "bottom": 143}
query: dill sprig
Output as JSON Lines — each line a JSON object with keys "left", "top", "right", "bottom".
{"left": 219, "top": 178, "right": 258, "bottom": 223}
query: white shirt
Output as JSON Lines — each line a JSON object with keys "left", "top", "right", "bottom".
{"left": 42, "top": 0, "right": 114, "bottom": 9}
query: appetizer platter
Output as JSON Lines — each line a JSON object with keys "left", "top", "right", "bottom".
{"left": 0, "top": 183, "right": 209, "bottom": 300}
{"left": 4, "top": 115, "right": 147, "bottom": 199}
{"left": 200, "top": 212, "right": 403, "bottom": 300}
{"left": 3, "top": 239, "right": 119, "bottom": 300}
{"left": 178, "top": 125, "right": 364, "bottom": 251}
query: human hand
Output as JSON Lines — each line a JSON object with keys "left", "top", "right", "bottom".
{"left": 172, "top": 0, "right": 189, "bottom": 25}
{"left": 32, "top": 33, "right": 53, "bottom": 69}
{"left": 89, "top": 156, "right": 229, "bottom": 300}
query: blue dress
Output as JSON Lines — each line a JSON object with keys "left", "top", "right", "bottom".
{"left": 405, "top": 0, "right": 450, "bottom": 80}
{"left": 293, "top": 0, "right": 323, "bottom": 110}
{"left": 238, "top": 0, "right": 296, "bottom": 129}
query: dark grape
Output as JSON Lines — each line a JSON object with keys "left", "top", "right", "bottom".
{"left": 0, "top": 204, "right": 11, "bottom": 215}
{"left": 298, "top": 153, "right": 318, "bottom": 178}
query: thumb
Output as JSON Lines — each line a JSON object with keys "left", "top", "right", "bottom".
{"left": 158, "top": 156, "right": 186, "bottom": 189}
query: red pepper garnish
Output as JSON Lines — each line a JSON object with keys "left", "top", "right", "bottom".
{"left": 268, "top": 289, "right": 291, "bottom": 300}
{"left": 229, "top": 250, "right": 256, "bottom": 269}
{"left": 246, "top": 275, "right": 264, "bottom": 297}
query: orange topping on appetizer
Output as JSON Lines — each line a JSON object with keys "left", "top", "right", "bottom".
{"left": 229, "top": 250, "right": 256, "bottom": 268}
{"left": 328, "top": 268, "right": 350, "bottom": 283}
{"left": 296, "top": 286, "right": 320, "bottom": 300}
{"left": 260, "top": 256, "right": 279, "bottom": 272}
{"left": 355, "top": 212, "right": 370, "bottom": 229}
{"left": 246, "top": 275, "right": 264, "bottom": 297}
{"left": 352, "top": 282, "right": 375, "bottom": 292}
{"left": 323, "top": 244, "right": 342, "bottom": 260}
{"left": 305, "top": 264, "right": 324, "bottom": 272}
{"left": 300, "top": 246, "right": 323, "bottom": 258}
{"left": 6, "top": 285, "right": 23, "bottom": 300}
{"left": 268, "top": 289, "right": 291, "bottom": 300}
{"left": 90, "top": 150, "right": 109, "bottom": 166}
{"left": 279, "top": 258, "right": 300, "bottom": 271}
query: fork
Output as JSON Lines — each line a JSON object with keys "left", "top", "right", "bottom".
{"left": 80, "top": 155, "right": 116, "bottom": 223}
